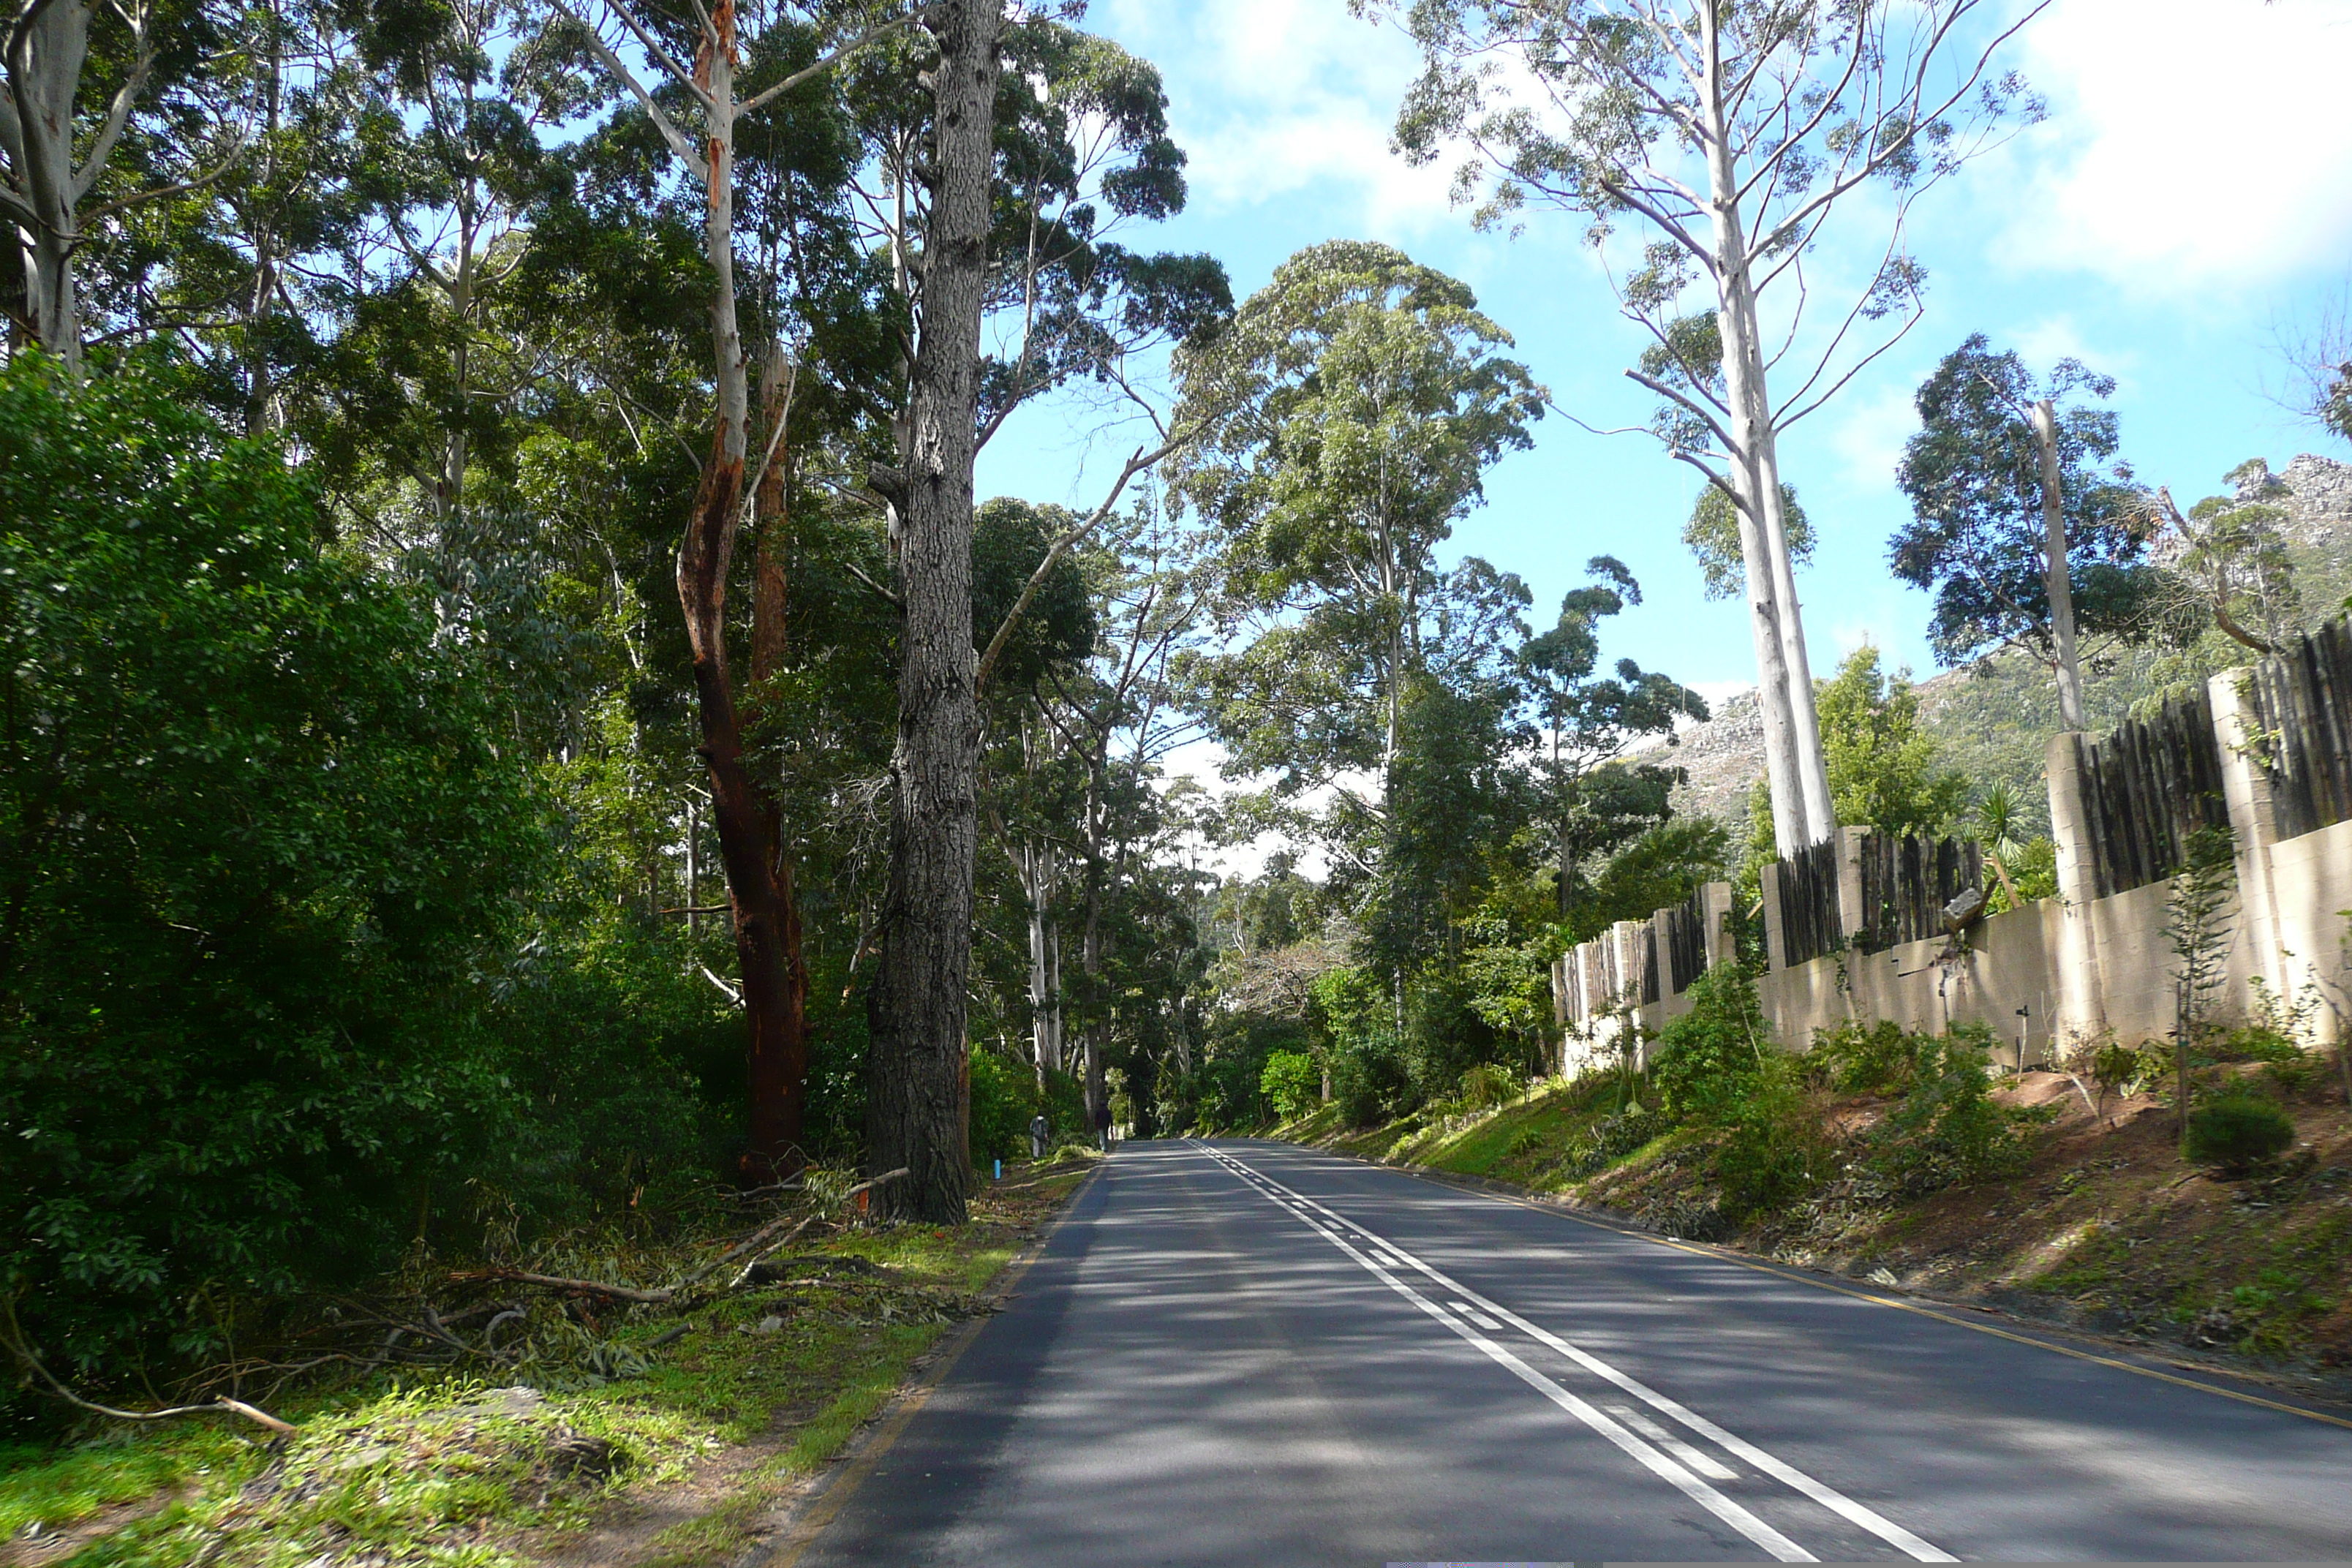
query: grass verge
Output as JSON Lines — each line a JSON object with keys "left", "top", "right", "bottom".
{"left": 0, "top": 1163, "right": 1093, "bottom": 1567}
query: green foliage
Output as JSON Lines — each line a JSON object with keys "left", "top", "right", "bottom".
{"left": 1261, "top": 1050, "right": 1322, "bottom": 1120}
{"left": 0, "top": 355, "right": 540, "bottom": 1365}
{"left": 1682, "top": 482, "right": 1813, "bottom": 602}
{"left": 1816, "top": 646, "right": 1972, "bottom": 840}
{"left": 1891, "top": 333, "right": 2157, "bottom": 671}
{"left": 0, "top": 356, "right": 744, "bottom": 1390}
{"left": 2168, "top": 823, "right": 2239, "bottom": 1035}
{"left": 1810, "top": 1019, "right": 1919, "bottom": 1095}
{"left": 1651, "top": 967, "right": 1772, "bottom": 1117}
{"left": 1712, "top": 1056, "right": 1836, "bottom": 1221}
{"left": 968, "top": 1052, "right": 1086, "bottom": 1161}
{"left": 2184, "top": 1096, "right": 2296, "bottom": 1174}
{"left": 1455, "top": 1061, "right": 1523, "bottom": 1112}
{"left": 1863, "top": 1025, "right": 2026, "bottom": 1196}
{"left": 1164, "top": 1010, "right": 1313, "bottom": 1133}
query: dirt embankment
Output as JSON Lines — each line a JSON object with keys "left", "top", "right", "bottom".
{"left": 1284, "top": 1068, "right": 2352, "bottom": 1394}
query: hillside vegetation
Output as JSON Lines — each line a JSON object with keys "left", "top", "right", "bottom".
{"left": 1277, "top": 979, "right": 2352, "bottom": 1390}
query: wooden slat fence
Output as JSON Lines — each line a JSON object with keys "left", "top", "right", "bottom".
{"left": 1640, "top": 923, "right": 1661, "bottom": 1004}
{"left": 2073, "top": 688, "right": 2228, "bottom": 896}
{"left": 1775, "top": 837, "right": 1842, "bottom": 967}
{"left": 1853, "top": 833, "right": 1983, "bottom": 954}
{"left": 2243, "top": 616, "right": 2352, "bottom": 843}
{"left": 1663, "top": 884, "right": 1709, "bottom": 993}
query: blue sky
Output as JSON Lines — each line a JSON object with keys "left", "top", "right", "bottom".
{"left": 974, "top": 0, "right": 2352, "bottom": 856}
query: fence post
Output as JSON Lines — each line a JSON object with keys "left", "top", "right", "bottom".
{"left": 1760, "top": 860, "right": 1787, "bottom": 973}
{"left": 1837, "top": 826, "right": 1869, "bottom": 946}
{"left": 2046, "top": 731, "right": 2107, "bottom": 1039}
{"left": 1701, "top": 881, "right": 1734, "bottom": 972}
{"left": 1611, "top": 920, "right": 1648, "bottom": 1067}
{"left": 2209, "top": 667, "right": 2289, "bottom": 1003}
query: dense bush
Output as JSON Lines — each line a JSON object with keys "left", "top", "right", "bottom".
{"left": 1651, "top": 967, "right": 1773, "bottom": 1116}
{"left": 1863, "top": 1025, "right": 2024, "bottom": 1195}
{"left": 1160, "top": 1009, "right": 1313, "bottom": 1132}
{"left": 968, "top": 1051, "right": 1087, "bottom": 1161}
{"left": 0, "top": 358, "right": 735, "bottom": 1379}
{"left": 1260, "top": 1050, "right": 1322, "bottom": 1120}
{"left": 2185, "top": 1096, "right": 2296, "bottom": 1174}
{"left": 1809, "top": 1018, "right": 1917, "bottom": 1094}
{"left": 1713, "top": 1057, "right": 1836, "bottom": 1220}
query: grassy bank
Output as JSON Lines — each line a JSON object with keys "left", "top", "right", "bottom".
{"left": 0, "top": 1156, "right": 1096, "bottom": 1567}
{"left": 1276, "top": 1064, "right": 2352, "bottom": 1382}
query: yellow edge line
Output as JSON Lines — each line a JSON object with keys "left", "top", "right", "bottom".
{"left": 1456, "top": 1177, "right": 2352, "bottom": 1434}
{"left": 764, "top": 1163, "right": 1103, "bottom": 1567}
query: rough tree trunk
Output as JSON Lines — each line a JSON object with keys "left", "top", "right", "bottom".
{"left": 866, "top": 0, "right": 1000, "bottom": 1224}
{"left": 677, "top": 9, "right": 803, "bottom": 1180}
{"left": 2029, "top": 399, "right": 2087, "bottom": 732}
{"left": 747, "top": 344, "right": 811, "bottom": 1155}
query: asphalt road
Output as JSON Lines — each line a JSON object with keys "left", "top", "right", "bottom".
{"left": 785, "top": 1139, "right": 2352, "bottom": 1564}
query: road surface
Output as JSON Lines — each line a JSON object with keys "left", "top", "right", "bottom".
{"left": 783, "top": 1139, "right": 2352, "bottom": 1564}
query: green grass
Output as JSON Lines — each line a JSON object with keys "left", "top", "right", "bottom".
{"left": 1283, "top": 1076, "right": 1651, "bottom": 1191}
{"left": 0, "top": 1426, "right": 246, "bottom": 1541}
{"left": 1, "top": 1169, "right": 1090, "bottom": 1565}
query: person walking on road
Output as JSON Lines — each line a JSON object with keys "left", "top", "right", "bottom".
{"left": 1029, "top": 1112, "right": 1049, "bottom": 1161}
{"left": 1093, "top": 1098, "right": 1112, "bottom": 1152}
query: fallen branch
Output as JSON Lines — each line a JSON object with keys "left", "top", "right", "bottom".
{"left": 0, "top": 1311, "right": 295, "bottom": 1436}
{"left": 451, "top": 1270, "right": 677, "bottom": 1305}
{"left": 694, "top": 1166, "right": 910, "bottom": 1292}
{"left": 453, "top": 1169, "right": 914, "bottom": 1311}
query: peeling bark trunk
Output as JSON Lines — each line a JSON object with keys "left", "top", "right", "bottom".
{"left": 866, "top": 0, "right": 1000, "bottom": 1224}
{"left": 678, "top": 5, "right": 803, "bottom": 1180}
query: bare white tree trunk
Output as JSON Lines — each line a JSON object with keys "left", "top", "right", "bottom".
{"left": 1697, "top": 8, "right": 1822, "bottom": 853}
{"left": 2029, "top": 399, "right": 2087, "bottom": 731}
{"left": 2, "top": 0, "right": 154, "bottom": 380}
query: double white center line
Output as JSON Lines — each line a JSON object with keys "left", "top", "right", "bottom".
{"left": 1191, "top": 1142, "right": 1955, "bottom": 1564}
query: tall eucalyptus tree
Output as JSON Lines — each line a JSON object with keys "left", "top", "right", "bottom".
{"left": 1382, "top": 0, "right": 2046, "bottom": 849}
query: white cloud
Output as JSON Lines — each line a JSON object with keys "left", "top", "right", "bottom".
{"left": 1825, "top": 382, "right": 1922, "bottom": 498}
{"left": 1098, "top": 0, "right": 1458, "bottom": 232}
{"left": 1997, "top": 0, "right": 2352, "bottom": 292}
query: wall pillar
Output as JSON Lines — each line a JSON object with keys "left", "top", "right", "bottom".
{"left": 2046, "top": 731, "right": 2106, "bottom": 1040}
{"left": 1837, "top": 826, "right": 1869, "bottom": 946}
{"left": 2209, "top": 668, "right": 2290, "bottom": 1000}
{"left": 1760, "top": 861, "right": 1787, "bottom": 973}
{"left": 1701, "top": 881, "right": 1734, "bottom": 971}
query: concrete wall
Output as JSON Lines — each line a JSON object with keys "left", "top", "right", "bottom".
{"left": 1552, "top": 665, "right": 2352, "bottom": 1074}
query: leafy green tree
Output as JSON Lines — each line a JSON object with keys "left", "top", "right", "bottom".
{"left": 1815, "top": 647, "right": 1971, "bottom": 841}
{"left": 1172, "top": 241, "right": 1542, "bottom": 875}
{"left": 1260, "top": 1050, "right": 1322, "bottom": 1120}
{"left": 1518, "top": 554, "right": 1708, "bottom": 928}
{"left": 0, "top": 354, "right": 543, "bottom": 1362}
{"left": 1382, "top": 0, "right": 2043, "bottom": 852}
{"left": 1892, "top": 334, "right": 2157, "bottom": 729}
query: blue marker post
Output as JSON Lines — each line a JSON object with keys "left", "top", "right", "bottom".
{"left": 994, "top": 1158, "right": 1003, "bottom": 1182}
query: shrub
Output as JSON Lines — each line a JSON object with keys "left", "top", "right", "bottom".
{"left": 1867, "top": 1028, "right": 2024, "bottom": 1195}
{"left": 2213, "top": 1025, "right": 2304, "bottom": 1065}
{"left": 1261, "top": 1050, "right": 1322, "bottom": 1120}
{"left": 968, "top": 1048, "right": 1033, "bottom": 1162}
{"left": 1810, "top": 1018, "right": 1918, "bottom": 1094}
{"left": 1458, "top": 1062, "right": 1523, "bottom": 1112}
{"left": 1651, "top": 967, "right": 1774, "bottom": 1117}
{"left": 1558, "top": 1108, "right": 1676, "bottom": 1180}
{"left": 2185, "top": 1096, "right": 2296, "bottom": 1174}
{"left": 0, "top": 353, "right": 554, "bottom": 1369}
{"left": 1713, "top": 1056, "right": 1835, "bottom": 1220}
